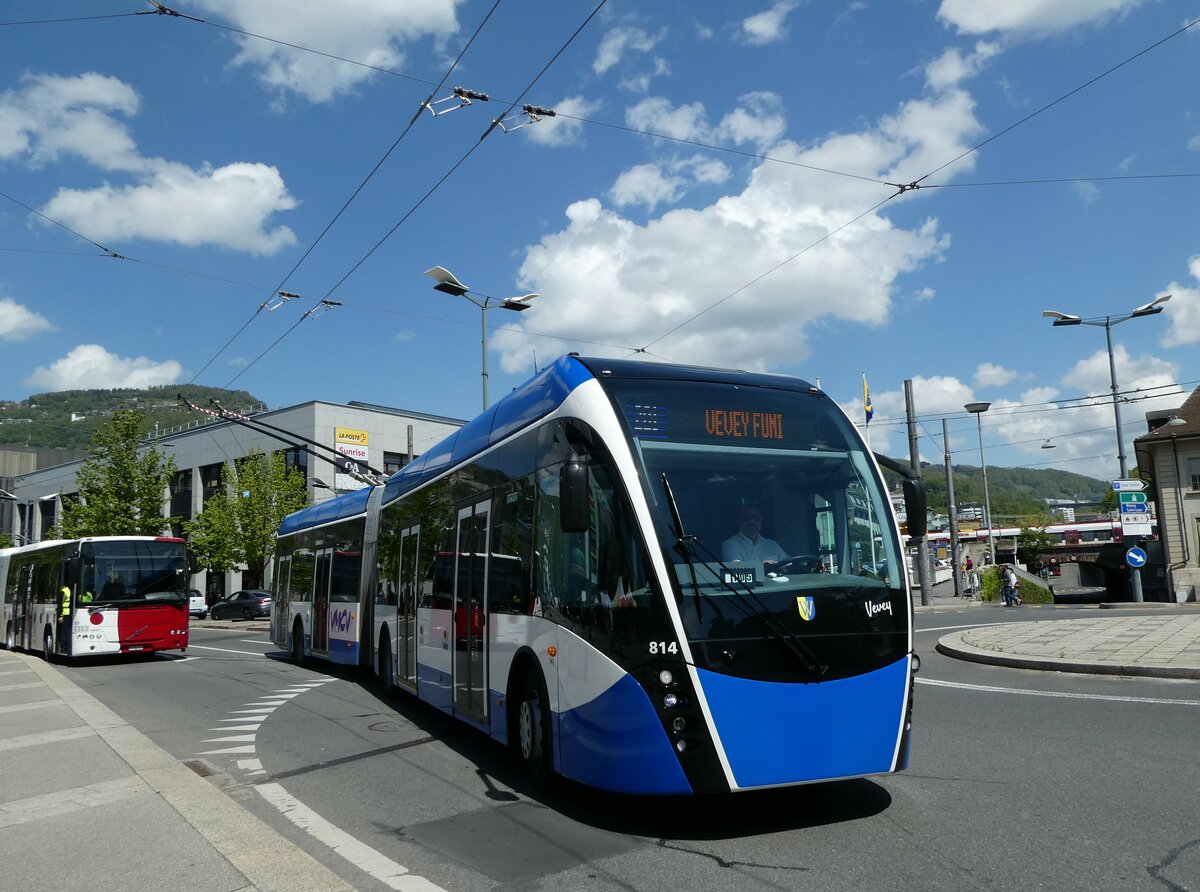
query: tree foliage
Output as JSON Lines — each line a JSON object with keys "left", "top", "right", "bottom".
{"left": 185, "top": 449, "right": 309, "bottom": 586}
{"left": 59, "top": 408, "right": 177, "bottom": 537}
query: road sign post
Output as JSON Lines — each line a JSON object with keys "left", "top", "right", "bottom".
{"left": 1113, "top": 480, "right": 1149, "bottom": 602}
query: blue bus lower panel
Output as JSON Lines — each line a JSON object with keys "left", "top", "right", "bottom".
{"left": 556, "top": 674, "right": 692, "bottom": 795}
{"left": 323, "top": 638, "right": 359, "bottom": 666}
{"left": 699, "top": 657, "right": 909, "bottom": 788}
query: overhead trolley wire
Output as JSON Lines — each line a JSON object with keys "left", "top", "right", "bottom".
{"left": 904, "top": 14, "right": 1200, "bottom": 191}
{"left": 217, "top": 0, "right": 610, "bottom": 391}
{"left": 634, "top": 13, "right": 1200, "bottom": 359}
{"left": 184, "top": 0, "right": 505, "bottom": 386}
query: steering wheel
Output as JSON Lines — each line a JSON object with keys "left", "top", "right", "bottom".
{"left": 772, "top": 555, "right": 824, "bottom": 575}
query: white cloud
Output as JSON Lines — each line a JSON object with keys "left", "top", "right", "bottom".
{"left": 974, "top": 362, "right": 1018, "bottom": 387}
{"left": 740, "top": 2, "right": 799, "bottom": 46}
{"left": 619, "top": 58, "right": 671, "bottom": 94}
{"left": 189, "top": 0, "right": 462, "bottom": 103}
{"left": 0, "top": 72, "right": 140, "bottom": 169}
{"left": 0, "top": 298, "right": 55, "bottom": 341}
{"left": 1162, "top": 262, "right": 1200, "bottom": 347}
{"left": 924, "top": 41, "right": 1002, "bottom": 91}
{"left": 594, "top": 26, "right": 665, "bottom": 75}
{"left": 1, "top": 73, "right": 298, "bottom": 255}
{"left": 609, "top": 155, "right": 731, "bottom": 211}
{"left": 1071, "top": 180, "right": 1102, "bottom": 205}
{"left": 609, "top": 164, "right": 685, "bottom": 212}
{"left": 625, "top": 97, "right": 709, "bottom": 141}
{"left": 520, "top": 96, "right": 602, "bottom": 148}
{"left": 25, "top": 344, "right": 183, "bottom": 391}
{"left": 495, "top": 88, "right": 981, "bottom": 377}
{"left": 41, "top": 160, "right": 297, "bottom": 255}
{"left": 716, "top": 92, "right": 787, "bottom": 150}
{"left": 937, "top": 0, "right": 1146, "bottom": 37}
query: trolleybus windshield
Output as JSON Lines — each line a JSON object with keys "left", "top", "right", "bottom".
{"left": 606, "top": 379, "right": 907, "bottom": 682}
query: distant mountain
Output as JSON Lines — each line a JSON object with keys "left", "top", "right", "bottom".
{"left": 0, "top": 385, "right": 266, "bottom": 451}
{"left": 919, "top": 462, "right": 1109, "bottom": 521}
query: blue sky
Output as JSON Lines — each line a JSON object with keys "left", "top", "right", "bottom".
{"left": 2, "top": 0, "right": 1198, "bottom": 482}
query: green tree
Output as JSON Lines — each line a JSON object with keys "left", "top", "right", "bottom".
{"left": 0, "top": 532, "right": 12, "bottom": 549}
{"left": 1016, "top": 522, "right": 1057, "bottom": 574}
{"left": 185, "top": 449, "right": 309, "bottom": 587}
{"left": 183, "top": 488, "right": 240, "bottom": 580}
{"left": 59, "top": 408, "right": 177, "bottom": 537}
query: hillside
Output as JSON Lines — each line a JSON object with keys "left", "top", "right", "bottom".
{"left": 919, "top": 463, "right": 1109, "bottom": 522}
{"left": 0, "top": 386, "right": 266, "bottom": 451}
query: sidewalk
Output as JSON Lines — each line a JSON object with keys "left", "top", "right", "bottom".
{"left": 917, "top": 578, "right": 1200, "bottom": 679}
{"left": 0, "top": 647, "right": 353, "bottom": 892}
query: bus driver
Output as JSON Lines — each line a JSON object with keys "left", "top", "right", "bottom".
{"left": 722, "top": 503, "right": 788, "bottom": 573}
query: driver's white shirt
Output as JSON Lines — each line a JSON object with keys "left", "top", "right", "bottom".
{"left": 721, "top": 532, "right": 788, "bottom": 569}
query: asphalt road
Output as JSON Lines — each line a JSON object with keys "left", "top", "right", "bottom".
{"left": 55, "top": 610, "right": 1200, "bottom": 891}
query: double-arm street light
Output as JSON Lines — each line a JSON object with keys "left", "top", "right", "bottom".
{"left": 425, "top": 266, "right": 539, "bottom": 410}
{"left": 964, "top": 402, "right": 996, "bottom": 566}
{"left": 1042, "top": 294, "right": 1171, "bottom": 478}
{"left": 1043, "top": 294, "right": 1171, "bottom": 603}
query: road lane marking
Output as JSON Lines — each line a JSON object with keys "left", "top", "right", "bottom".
{"left": 0, "top": 700, "right": 65, "bottom": 715}
{"left": 187, "top": 644, "right": 270, "bottom": 656}
{"left": 917, "top": 677, "right": 1200, "bottom": 706}
{"left": 0, "top": 776, "right": 143, "bottom": 828}
{"left": 0, "top": 726, "right": 95, "bottom": 752}
{"left": 256, "top": 782, "right": 446, "bottom": 892}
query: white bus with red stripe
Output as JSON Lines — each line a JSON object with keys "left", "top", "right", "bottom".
{"left": 1, "top": 536, "right": 191, "bottom": 660}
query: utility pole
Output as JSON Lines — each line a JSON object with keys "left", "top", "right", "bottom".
{"left": 905, "top": 380, "right": 931, "bottom": 605}
{"left": 943, "top": 418, "right": 964, "bottom": 599}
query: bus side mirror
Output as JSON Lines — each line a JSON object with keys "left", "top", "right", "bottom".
{"left": 560, "top": 461, "right": 589, "bottom": 533}
{"left": 187, "top": 549, "right": 200, "bottom": 574}
{"left": 903, "top": 479, "right": 927, "bottom": 540}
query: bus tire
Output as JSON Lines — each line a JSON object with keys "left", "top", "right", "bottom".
{"left": 43, "top": 626, "right": 55, "bottom": 663}
{"left": 513, "top": 668, "right": 553, "bottom": 790}
{"left": 290, "top": 618, "right": 305, "bottom": 666}
{"left": 377, "top": 631, "right": 393, "bottom": 697}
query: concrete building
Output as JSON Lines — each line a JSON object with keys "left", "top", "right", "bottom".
{"left": 1134, "top": 387, "right": 1200, "bottom": 603}
{"left": 3, "top": 400, "right": 464, "bottom": 599}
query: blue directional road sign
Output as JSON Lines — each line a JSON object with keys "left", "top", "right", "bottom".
{"left": 1125, "top": 547, "right": 1148, "bottom": 568}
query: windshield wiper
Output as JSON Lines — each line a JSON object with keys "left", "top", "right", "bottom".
{"left": 660, "top": 474, "right": 826, "bottom": 679}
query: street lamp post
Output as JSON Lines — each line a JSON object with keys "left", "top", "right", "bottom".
{"left": 965, "top": 401, "right": 996, "bottom": 567}
{"left": 425, "top": 266, "right": 539, "bottom": 410}
{"left": 1043, "top": 294, "right": 1171, "bottom": 603}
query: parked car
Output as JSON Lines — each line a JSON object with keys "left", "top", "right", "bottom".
{"left": 188, "top": 589, "right": 208, "bottom": 619}
{"left": 209, "top": 590, "right": 272, "bottom": 621}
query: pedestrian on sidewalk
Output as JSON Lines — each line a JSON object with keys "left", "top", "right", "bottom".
{"left": 1000, "top": 564, "right": 1021, "bottom": 607}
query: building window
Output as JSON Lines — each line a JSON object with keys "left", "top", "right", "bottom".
{"left": 1189, "top": 457, "right": 1200, "bottom": 491}
{"left": 383, "top": 451, "right": 408, "bottom": 475}
{"left": 201, "top": 463, "right": 224, "bottom": 504}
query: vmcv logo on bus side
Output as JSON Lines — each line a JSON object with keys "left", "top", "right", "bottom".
{"left": 330, "top": 608, "right": 353, "bottom": 633}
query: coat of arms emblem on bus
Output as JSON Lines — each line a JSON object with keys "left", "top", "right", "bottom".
{"left": 796, "top": 595, "right": 815, "bottom": 622}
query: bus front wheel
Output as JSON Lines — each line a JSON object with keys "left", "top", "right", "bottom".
{"left": 514, "top": 670, "right": 553, "bottom": 789}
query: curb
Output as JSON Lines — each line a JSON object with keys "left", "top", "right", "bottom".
{"left": 22, "top": 654, "right": 354, "bottom": 892}
{"left": 935, "top": 630, "right": 1200, "bottom": 680}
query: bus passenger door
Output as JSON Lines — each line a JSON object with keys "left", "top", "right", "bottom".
{"left": 312, "top": 547, "right": 332, "bottom": 654}
{"left": 453, "top": 501, "right": 489, "bottom": 723}
{"left": 397, "top": 526, "right": 419, "bottom": 689}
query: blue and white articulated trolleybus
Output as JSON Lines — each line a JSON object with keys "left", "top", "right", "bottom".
{"left": 273, "top": 355, "right": 924, "bottom": 795}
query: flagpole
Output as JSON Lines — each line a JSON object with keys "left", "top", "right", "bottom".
{"left": 863, "top": 372, "right": 878, "bottom": 573}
